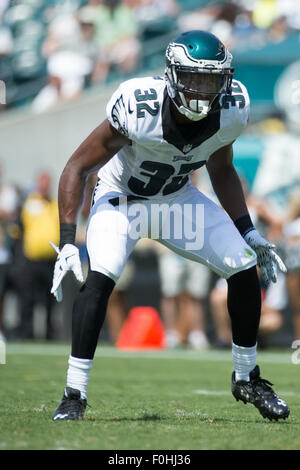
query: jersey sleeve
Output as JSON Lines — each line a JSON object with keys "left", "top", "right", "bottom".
{"left": 217, "top": 80, "right": 250, "bottom": 145}
{"left": 106, "top": 77, "right": 164, "bottom": 143}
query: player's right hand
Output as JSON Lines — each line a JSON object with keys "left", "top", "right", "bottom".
{"left": 50, "top": 242, "right": 84, "bottom": 302}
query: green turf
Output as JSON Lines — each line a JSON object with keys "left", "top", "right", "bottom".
{"left": 0, "top": 343, "right": 299, "bottom": 450}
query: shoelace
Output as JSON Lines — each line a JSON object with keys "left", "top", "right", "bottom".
{"left": 62, "top": 396, "right": 86, "bottom": 413}
{"left": 252, "top": 376, "right": 276, "bottom": 396}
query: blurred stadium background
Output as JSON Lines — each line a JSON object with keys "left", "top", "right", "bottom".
{"left": 0, "top": 0, "right": 300, "bottom": 350}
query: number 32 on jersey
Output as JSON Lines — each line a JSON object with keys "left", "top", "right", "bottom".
{"left": 128, "top": 160, "right": 206, "bottom": 196}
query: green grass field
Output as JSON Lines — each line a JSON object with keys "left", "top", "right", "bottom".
{"left": 1, "top": 343, "right": 299, "bottom": 450}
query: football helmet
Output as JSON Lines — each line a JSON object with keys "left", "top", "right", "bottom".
{"left": 165, "top": 30, "right": 234, "bottom": 121}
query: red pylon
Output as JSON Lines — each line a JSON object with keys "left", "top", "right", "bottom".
{"left": 116, "top": 306, "right": 166, "bottom": 351}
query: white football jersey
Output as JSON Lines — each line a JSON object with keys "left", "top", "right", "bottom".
{"left": 98, "top": 76, "right": 249, "bottom": 200}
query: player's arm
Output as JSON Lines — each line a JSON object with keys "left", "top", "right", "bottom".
{"left": 206, "top": 143, "right": 286, "bottom": 283}
{"left": 206, "top": 142, "right": 249, "bottom": 222}
{"left": 50, "top": 119, "right": 130, "bottom": 301}
{"left": 58, "top": 119, "right": 130, "bottom": 226}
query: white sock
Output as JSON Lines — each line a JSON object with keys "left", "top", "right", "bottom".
{"left": 232, "top": 342, "right": 257, "bottom": 382}
{"left": 66, "top": 355, "right": 93, "bottom": 399}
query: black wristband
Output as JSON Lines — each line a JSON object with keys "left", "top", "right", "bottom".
{"left": 234, "top": 214, "right": 254, "bottom": 237}
{"left": 59, "top": 223, "right": 76, "bottom": 249}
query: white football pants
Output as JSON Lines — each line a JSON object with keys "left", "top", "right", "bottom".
{"left": 86, "top": 182, "right": 257, "bottom": 282}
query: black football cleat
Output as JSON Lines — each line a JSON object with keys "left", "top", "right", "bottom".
{"left": 52, "top": 387, "right": 87, "bottom": 421}
{"left": 231, "top": 365, "right": 290, "bottom": 421}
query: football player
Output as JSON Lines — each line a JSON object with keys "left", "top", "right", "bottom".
{"left": 51, "top": 30, "right": 289, "bottom": 421}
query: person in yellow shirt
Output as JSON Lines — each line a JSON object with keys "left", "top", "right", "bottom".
{"left": 19, "top": 171, "right": 59, "bottom": 339}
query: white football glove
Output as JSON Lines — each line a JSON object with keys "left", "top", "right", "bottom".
{"left": 243, "top": 228, "right": 286, "bottom": 284}
{"left": 50, "top": 242, "right": 84, "bottom": 302}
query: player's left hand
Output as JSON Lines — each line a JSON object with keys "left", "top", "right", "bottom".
{"left": 243, "top": 229, "right": 287, "bottom": 284}
{"left": 50, "top": 242, "right": 84, "bottom": 302}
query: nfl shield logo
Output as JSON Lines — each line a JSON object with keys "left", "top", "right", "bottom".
{"left": 182, "top": 144, "right": 193, "bottom": 154}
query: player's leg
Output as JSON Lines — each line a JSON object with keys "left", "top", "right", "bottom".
{"left": 227, "top": 265, "right": 261, "bottom": 365}
{"left": 156, "top": 185, "right": 289, "bottom": 420}
{"left": 155, "top": 184, "right": 259, "bottom": 361}
{"left": 226, "top": 255, "right": 289, "bottom": 420}
{"left": 157, "top": 189, "right": 259, "bottom": 353}
{"left": 53, "top": 192, "right": 140, "bottom": 421}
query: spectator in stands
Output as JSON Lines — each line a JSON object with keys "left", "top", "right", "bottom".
{"left": 0, "top": 15, "right": 13, "bottom": 112}
{"left": 209, "top": 277, "right": 232, "bottom": 348}
{"left": 89, "top": 0, "right": 141, "bottom": 84}
{"left": 159, "top": 248, "right": 210, "bottom": 350}
{"left": 283, "top": 188, "right": 300, "bottom": 341}
{"left": 0, "top": 0, "right": 9, "bottom": 19}
{"left": 278, "top": 0, "right": 300, "bottom": 31}
{"left": 0, "top": 22, "right": 13, "bottom": 58}
{"left": 31, "top": 49, "right": 93, "bottom": 113}
{"left": 252, "top": 0, "right": 279, "bottom": 30}
{"left": 268, "top": 15, "right": 288, "bottom": 43}
{"left": 76, "top": 7, "right": 101, "bottom": 66}
{"left": 209, "top": 1, "right": 242, "bottom": 48}
{"left": 18, "top": 171, "right": 59, "bottom": 339}
{"left": 42, "top": 5, "right": 100, "bottom": 71}
{"left": 33, "top": 4, "right": 99, "bottom": 113}
{"left": 42, "top": 8, "right": 82, "bottom": 59}
{"left": 125, "top": 0, "right": 179, "bottom": 22}
{"left": 0, "top": 162, "right": 21, "bottom": 340}
{"left": 258, "top": 271, "right": 286, "bottom": 342}
{"left": 177, "top": 4, "right": 220, "bottom": 36}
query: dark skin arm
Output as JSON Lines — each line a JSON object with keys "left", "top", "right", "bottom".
{"left": 206, "top": 143, "right": 249, "bottom": 222}
{"left": 58, "top": 119, "right": 130, "bottom": 224}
